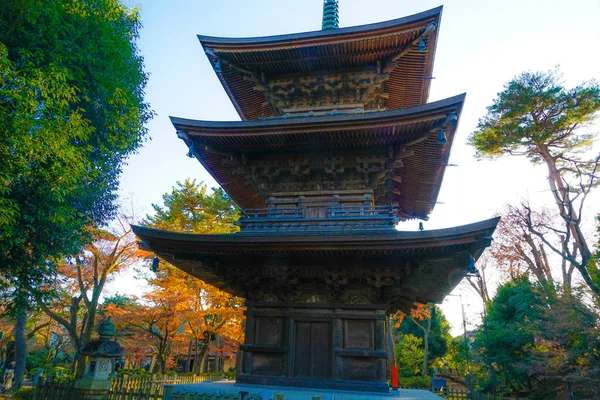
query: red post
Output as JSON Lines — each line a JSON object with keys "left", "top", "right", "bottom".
{"left": 391, "top": 365, "right": 399, "bottom": 389}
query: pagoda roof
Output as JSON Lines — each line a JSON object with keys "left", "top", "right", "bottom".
{"left": 172, "top": 94, "right": 465, "bottom": 219}
{"left": 199, "top": 7, "right": 442, "bottom": 120}
{"left": 131, "top": 217, "right": 499, "bottom": 306}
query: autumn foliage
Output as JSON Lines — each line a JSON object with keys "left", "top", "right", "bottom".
{"left": 106, "top": 180, "right": 244, "bottom": 374}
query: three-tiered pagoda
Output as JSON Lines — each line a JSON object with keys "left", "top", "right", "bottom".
{"left": 133, "top": 3, "right": 498, "bottom": 395}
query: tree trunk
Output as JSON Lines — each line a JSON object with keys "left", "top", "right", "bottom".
{"left": 158, "top": 355, "right": 167, "bottom": 374}
{"left": 192, "top": 338, "right": 202, "bottom": 373}
{"left": 197, "top": 343, "right": 210, "bottom": 373}
{"left": 538, "top": 147, "right": 600, "bottom": 299}
{"left": 76, "top": 353, "right": 87, "bottom": 378}
{"left": 13, "top": 303, "right": 26, "bottom": 390}
{"left": 148, "top": 354, "right": 157, "bottom": 373}
{"left": 200, "top": 352, "right": 209, "bottom": 374}
{"left": 421, "top": 315, "right": 432, "bottom": 377}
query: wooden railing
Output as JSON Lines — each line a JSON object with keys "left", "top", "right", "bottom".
{"left": 241, "top": 207, "right": 305, "bottom": 219}
{"left": 240, "top": 204, "right": 399, "bottom": 220}
{"left": 328, "top": 204, "right": 398, "bottom": 218}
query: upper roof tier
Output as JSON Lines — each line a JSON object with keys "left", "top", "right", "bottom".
{"left": 199, "top": 7, "right": 442, "bottom": 120}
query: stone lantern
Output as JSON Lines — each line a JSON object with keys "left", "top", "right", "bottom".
{"left": 74, "top": 317, "right": 124, "bottom": 400}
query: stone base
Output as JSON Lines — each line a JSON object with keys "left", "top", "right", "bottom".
{"left": 171, "top": 381, "right": 443, "bottom": 399}
{"left": 73, "top": 378, "right": 112, "bottom": 400}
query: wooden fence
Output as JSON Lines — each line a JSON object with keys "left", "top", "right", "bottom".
{"left": 34, "top": 380, "right": 74, "bottom": 400}
{"left": 110, "top": 373, "right": 225, "bottom": 396}
{"left": 439, "top": 387, "right": 527, "bottom": 400}
{"left": 34, "top": 377, "right": 524, "bottom": 400}
{"left": 34, "top": 373, "right": 227, "bottom": 400}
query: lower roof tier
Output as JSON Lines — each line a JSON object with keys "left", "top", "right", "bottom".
{"left": 132, "top": 217, "right": 498, "bottom": 314}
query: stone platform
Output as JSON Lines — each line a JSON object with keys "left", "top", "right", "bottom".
{"left": 171, "top": 381, "right": 443, "bottom": 399}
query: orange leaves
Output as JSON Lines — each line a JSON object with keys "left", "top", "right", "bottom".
{"left": 391, "top": 302, "right": 431, "bottom": 328}
{"left": 104, "top": 262, "right": 245, "bottom": 373}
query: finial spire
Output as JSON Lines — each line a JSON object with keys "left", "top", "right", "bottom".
{"left": 322, "top": 0, "right": 339, "bottom": 30}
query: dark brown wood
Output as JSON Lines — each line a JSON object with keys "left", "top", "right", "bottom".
{"left": 137, "top": 4, "right": 500, "bottom": 394}
{"left": 198, "top": 7, "right": 442, "bottom": 120}
{"left": 171, "top": 94, "right": 464, "bottom": 216}
{"left": 237, "top": 304, "right": 391, "bottom": 392}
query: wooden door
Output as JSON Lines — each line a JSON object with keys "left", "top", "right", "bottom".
{"left": 293, "top": 322, "right": 331, "bottom": 379}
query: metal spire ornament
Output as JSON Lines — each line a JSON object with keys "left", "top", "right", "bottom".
{"left": 322, "top": 0, "right": 339, "bottom": 30}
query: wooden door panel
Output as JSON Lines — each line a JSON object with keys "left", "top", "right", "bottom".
{"left": 310, "top": 322, "right": 330, "bottom": 379}
{"left": 293, "top": 321, "right": 331, "bottom": 379}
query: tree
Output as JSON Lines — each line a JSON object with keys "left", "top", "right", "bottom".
{"left": 473, "top": 277, "right": 542, "bottom": 394}
{"left": 474, "top": 276, "right": 600, "bottom": 397}
{"left": 1, "top": 0, "right": 151, "bottom": 387}
{"left": 107, "top": 284, "right": 189, "bottom": 374}
{"left": 101, "top": 295, "right": 156, "bottom": 371}
{"left": 142, "top": 179, "right": 243, "bottom": 372}
{"left": 160, "top": 264, "right": 244, "bottom": 373}
{"left": 394, "top": 335, "right": 424, "bottom": 377}
{"left": 144, "top": 179, "right": 240, "bottom": 234}
{"left": 34, "top": 217, "right": 140, "bottom": 377}
{"left": 466, "top": 252, "right": 492, "bottom": 304}
{"left": 491, "top": 205, "right": 557, "bottom": 286}
{"left": 392, "top": 304, "right": 452, "bottom": 377}
{"left": 527, "top": 288, "right": 600, "bottom": 398}
{"left": 469, "top": 69, "right": 600, "bottom": 299}
{"left": 0, "top": 0, "right": 151, "bottom": 280}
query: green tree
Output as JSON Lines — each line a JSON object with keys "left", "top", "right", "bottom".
{"left": 474, "top": 276, "right": 600, "bottom": 398}
{"left": 468, "top": 69, "right": 600, "bottom": 299}
{"left": 394, "top": 305, "right": 453, "bottom": 376}
{"left": 0, "top": 0, "right": 151, "bottom": 387}
{"left": 394, "top": 334, "right": 424, "bottom": 377}
{"left": 473, "top": 277, "right": 543, "bottom": 395}
{"left": 144, "top": 179, "right": 240, "bottom": 234}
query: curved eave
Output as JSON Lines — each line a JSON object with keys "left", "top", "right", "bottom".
{"left": 171, "top": 94, "right": 463, "bottom": 134}
{"left": 198, "top": 7, "right": 442, "bottom": 120}
{"left": 131, "top": 217, "right": 499, "bottom": 254}
{"left": 198, "top": 7, "right": 442, "bottom": 48}
{"left": 172, "top": 94, "right": 465, "bottom": 217}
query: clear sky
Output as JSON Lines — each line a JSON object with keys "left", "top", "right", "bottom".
{"left": 112, "top": 0, "right": 600, "bottom": 335}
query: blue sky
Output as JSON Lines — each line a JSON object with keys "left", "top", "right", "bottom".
{"left": 113, "top": 0, "right": 600, "bottom": 334}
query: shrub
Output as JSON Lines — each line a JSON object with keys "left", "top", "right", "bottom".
{"left": 13, "top": 388, "right": 35, "bottom": 400}
{"left": 398, "top": 375, "right": 431, "bottom": 389}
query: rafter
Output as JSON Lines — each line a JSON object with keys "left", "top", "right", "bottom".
{"left": 382, "top": 22, "right": 437, "bottom": 74}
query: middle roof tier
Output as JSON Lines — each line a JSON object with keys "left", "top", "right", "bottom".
{"left": 172, "top": 93, "right": 464, "bottom": 220}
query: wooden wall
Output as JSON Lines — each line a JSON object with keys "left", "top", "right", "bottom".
{"left": 237, "top": 303, "right": 390, "bottom": 393}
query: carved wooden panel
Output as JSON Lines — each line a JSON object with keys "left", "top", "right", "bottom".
{"left": 251, "top": 354, "right": 283, "bottom": 376}
{"left": 255, "top": 317, "right": 282, "bottom": 346}
{"left": 254, "top": 69, "right": 390, "bottom": 114}
{"left": 341, "top": 357, "right": 378, "bottom": 381}
{"left": 344, "top": 320, "right": 374, "bottom": 350}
